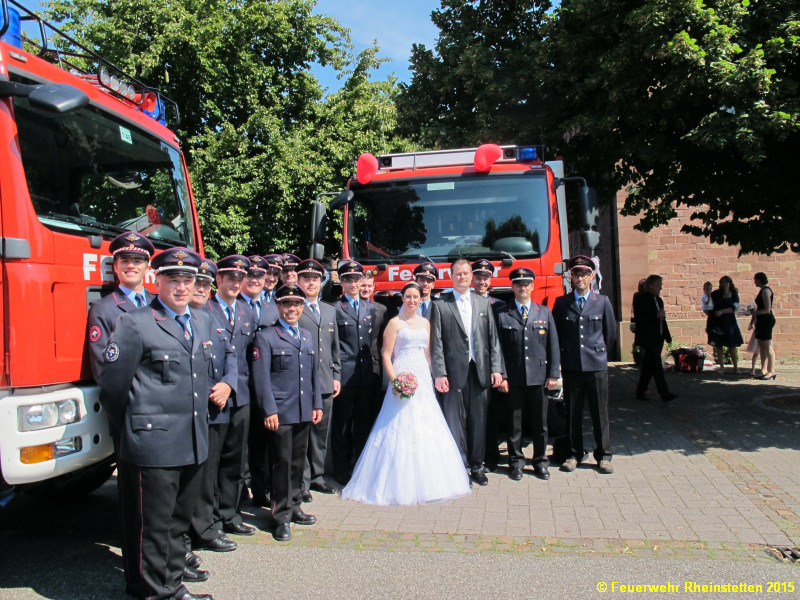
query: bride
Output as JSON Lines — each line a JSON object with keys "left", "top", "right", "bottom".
{"left": 342, "top": 282, "right": 471, "bottom": 505}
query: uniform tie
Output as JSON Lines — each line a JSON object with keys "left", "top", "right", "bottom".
{"left": 310, "top": 303, "right": 320, "bottom": 324}
{"left": 291, "top": 326, "right": 300, "bottom": 340}
{"left": 578, "top": 296, "right": 586, "bottom": 312}
{"left": 176, "top": 314, "right": 192, "bottom": 342}
{"left": 254, "top": 299, "right": 262, "bottom": 321}
{"left": 134, "top": 293, "right": 146, "bottom": 308}
{"left": 351, "top": 299, "right": 359, "bottom": 314}
{"left": 520, "top": 305, "right": 528, "bottom": 321}
{"left": 226, "top": 306, "right": 235, "bottom": 326}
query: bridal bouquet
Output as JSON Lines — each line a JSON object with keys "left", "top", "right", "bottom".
{"left": 392, "top": 372, "right": 418, "bottom": 400}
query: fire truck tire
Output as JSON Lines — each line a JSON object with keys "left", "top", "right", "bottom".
{"left": 24, "top": 463, "right": 115, "bottom": 501}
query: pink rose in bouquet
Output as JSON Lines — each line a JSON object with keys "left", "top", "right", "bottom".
{"left": 392, "top": 372, "right": 418, "bottom": 400}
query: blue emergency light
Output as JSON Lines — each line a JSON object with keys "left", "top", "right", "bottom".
{"left": 0, "top": 5, "right": 22, "bottom": 49}
{"left": 517, "top": 146, "right": 539, "bottom": 161}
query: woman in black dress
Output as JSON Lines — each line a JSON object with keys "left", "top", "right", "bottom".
{"left": 748, "top": 272, "right": 776, "bottom": 379}
{"left": 708, "top": 275, "right": 744, "bottom": 374}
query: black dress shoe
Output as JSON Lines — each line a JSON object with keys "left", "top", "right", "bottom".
{"left": 182, "top": 564, "right": 209, "bottom": 583}
{"left": 301, "top": 490, "right": 313, "bottom": 503}
{"left": 662, "top": 392, "right": 677, "bottom": 402}
{"left": 470, "top": 470, "right": 489, "bottom": 486}
{"left": 185, "top": 550, "right": 202, "bottom": 569}
{"left": 175, "top": 593, "right": 214, "bottom": 600}
{"left": 310, "top": 482, "right": 335, "bottom": 494}
{"left": 291, "top": 510, "right": 317, "bottom": 525}
{"left": 484, "top": 459, "right": 499, "bottom": 473}
{"left": 196, "top": 536, "right": 237, "bottom": 552}
{"left": 223, "top": 522, "right": 256, "bottom": 536}
{"left": 273, "top": 522, "right": 292, "bottom": 541}
{"left": 533, "top": 466, "right": 550, "bottom": 481}
{"left": 508, "top": 467, "right": 523, "bottom": 481}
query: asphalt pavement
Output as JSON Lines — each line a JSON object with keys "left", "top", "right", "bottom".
{"left": 2, "top": 361, "right": 799, "bottom": 599}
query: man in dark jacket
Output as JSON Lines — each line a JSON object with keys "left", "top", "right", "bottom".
{"left": 552, "top": 255, "right": 617, "bottom": 475}
{"left": 633, "top": 274, "right": 676, "bottom": 402}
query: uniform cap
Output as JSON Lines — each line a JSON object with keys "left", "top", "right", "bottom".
{"left": 151, "top": 247, "right": 200, "bottom": 276}
{"left": 338, "top": 261, "right": 364, "bottom": 278}
{"left": 297, "top": 259, "right": 325, "bottom": 278}
{"left": 263, "top": 254, "right": 283, "bottom": 272}
{"left": 471, "top": 259, "right": 494, "bottom": 276}
{"left": 567, "top": 255, "right": 594, "bottom": 273}
{"left": 280, "top": 253, "right": 300, "bottom": 270}
{"left": 217, "top": 254, "right": 250, "bottom": 276}
{"left": 197, "top": 258, "right": 217, "bottom": 282}
{"left": 247, "top": 255, "right": 268, "bottom": 276}
{"left": 274, "top": 284, "right": 306, "bottom": 302}
{"left": 413, "top": 262, "right": 437, "bottom": 281}
{"left": 509, "top": 267, "right": 535, "bottom": 283}
{"left": 109, "top": 231, "right": 155, "bottom": 259}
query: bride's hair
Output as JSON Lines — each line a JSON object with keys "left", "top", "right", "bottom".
{"left": 401, "top": 282, "right": 422, "bottom": 296}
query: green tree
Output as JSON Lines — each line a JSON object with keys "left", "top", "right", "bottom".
{"left": 46, "top": 0, "right": 411, "bottom": 257}
{"left": 396, "top": 0, "right": 553, "bottom": 147}
{"left": 399, "top": 0, "right": 800, "bottom": 255}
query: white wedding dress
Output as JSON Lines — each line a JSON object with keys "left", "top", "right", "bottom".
{"left": 342, "top": 326, "right": 470, "bottom": 505}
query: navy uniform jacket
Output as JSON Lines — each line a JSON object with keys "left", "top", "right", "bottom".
{"left": 203, "top": 297, "right": 255, "bottom": 407}
{"left": 552, "top": 291, "right": 617, "bottom": 372}
{"left": 298, "top": 301, "right": 341, "bottom": 396}
{"left": 496, "top": 301, "right": 560, "bottom": 386}
{"left": 251, "top": 324, "right": 323, "bottom": 425}
{"left": 87, "top": 287, "right": 155, "bottom": 381}
{"left": 242, "top": 294, "right": 279, "bottom": 330}
{"left": 334, "top": 296, "right": 378, "bottom": 387}
{"left": 206, "top": 325, "right": 238, "bottom": 425}
{"left": 98, "top": 298, "right": 212, "bottom": 467}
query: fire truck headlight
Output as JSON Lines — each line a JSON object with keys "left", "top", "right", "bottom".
{"left": 18, "top": 400, "right": 80, "bottom": 432}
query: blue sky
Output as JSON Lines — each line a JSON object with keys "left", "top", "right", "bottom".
{"left": 312, "top": 0, "right": 441, "bottom": 92}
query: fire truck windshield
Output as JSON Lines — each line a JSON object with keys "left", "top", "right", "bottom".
{"left": 348, "top": 172, "right": 550, "bottom": 263}
{"left": 12, "top": 81, "right": 195, "bottom": 249}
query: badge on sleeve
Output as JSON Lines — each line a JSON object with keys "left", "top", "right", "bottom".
{"left": 105, "top": 343, "right": 120, "bottom": 362}
{"left": 252, "top": 347, "right": 260, "bottom": 361}
{"left": 89, "top": 325, "right": 102, "bottom": 343}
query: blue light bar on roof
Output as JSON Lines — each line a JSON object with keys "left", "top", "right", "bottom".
{"left": 517, "top": 146, "right": 538, "bottom": 161}
{"left": 1, "top": 6, "right": 22, "bottom": 49}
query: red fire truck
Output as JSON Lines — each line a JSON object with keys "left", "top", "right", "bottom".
{"left": 310, "top": 144, "right": 598, "bottom": 301}
{"left": 0, "top": 0, "right": 203, "bottom": 505}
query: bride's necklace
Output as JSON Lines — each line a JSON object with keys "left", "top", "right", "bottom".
{"left": 399, "top": 310, "right": 419, "bottom": 325}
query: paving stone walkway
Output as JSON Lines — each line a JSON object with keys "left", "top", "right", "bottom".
{"left": 237, "top": 362, "right": 800, "bottom": 562}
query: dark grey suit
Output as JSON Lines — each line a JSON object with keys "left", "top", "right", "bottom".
{"left": 99, "top": 299, "right": 213, "bottom": 600}
{"left": 299, "top": 300, "right": 341, "bottom": 490}
{"left": 430, "top": 291, "right": 504, "bottom": 472}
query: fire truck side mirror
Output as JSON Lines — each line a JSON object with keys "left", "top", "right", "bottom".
{"left": 330, "top": 189, "right": 354, "bottom": 210}
{"left": 310, "top": 201, "right": 327, "bottom": 261}
{"left": 578, "top": 185, "right": 599, "bottom": 230}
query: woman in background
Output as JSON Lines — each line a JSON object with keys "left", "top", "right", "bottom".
{"left": 708, "top": 276, "right": 744, "bottom": 374}
{"left": 749, "top": 272, "right": 777, "bottom": 380}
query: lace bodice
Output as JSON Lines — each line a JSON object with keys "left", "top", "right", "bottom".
{"left": 392, "top": 326, "right": 431, "bottom": 379}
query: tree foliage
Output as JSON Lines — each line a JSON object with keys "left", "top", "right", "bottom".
{"left": 46, "top": 0, "right": 411, "bottom": 258}
{"left": 399, "top": 0, "right": 800, "bottom": 255}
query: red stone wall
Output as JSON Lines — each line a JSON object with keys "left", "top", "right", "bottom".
{"left": 613, "top": 192, "right": 799, "bottom": 362}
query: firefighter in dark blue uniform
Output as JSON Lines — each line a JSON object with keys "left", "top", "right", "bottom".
{"left": 495, "top": 267, "right": 560, "bottom": 481}
{"left": 87, "top": 231, "right": 155, "bottom": 384}
{"left": 99, "top": 247, "right": 214, "bottom": 600}
{"left": 251, "top": 284, "right": 323, "bottom": 542}
{"left": 552, "top": 255, "right": 617, "bottom": 475}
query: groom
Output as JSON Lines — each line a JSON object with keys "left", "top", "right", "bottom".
{"left": 430, "top": 258, "right": 504, "bottom": 486}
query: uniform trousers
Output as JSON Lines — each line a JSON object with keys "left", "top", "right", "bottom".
{"left": 636, "top": 343, "right": 669, "bottom": 398}
{"left": 508, "top": 384, "right": 548, "bottom": 468}
{"left": 441, "top": 360, "right": 488, "bottom": 472}
{"left": 214, "top": 403, "right": 249, "bottom": 529}
{"left": 248, "top": 402, "right": 272, "bottom": 498}
{"left": 484, "top": 388, "right": 507, "bottom": 468}
{"left": 269, "top": 422, "right": 311, "bottom": 525}
{"left": 303, "top": 392, "right": 333, "bottom": 491}
{"left": 330, "top": 385, "right": 373, "bottom": 483}
{"left": 190, "top": 422, "right": 228, "bottom": 544}
{"left": 118, "top": 459, "right": 203, "bottom": 600}
{"left": 563, "top": 370, "right": 611, "bottom": 463}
